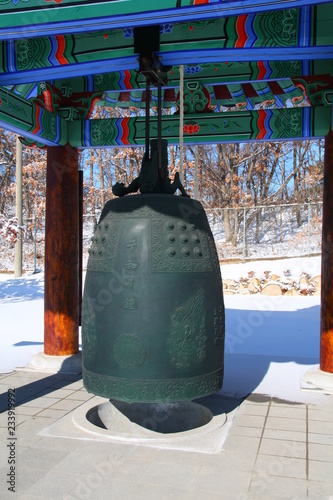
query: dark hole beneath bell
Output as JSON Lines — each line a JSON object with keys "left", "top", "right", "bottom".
{"left": 86, "top": 401, "right": 213, "bottom": 434}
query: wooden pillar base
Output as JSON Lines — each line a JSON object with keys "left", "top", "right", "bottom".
{"left": 27, "top": 352, "right": 82, "bottom": 374}
{"left": 44, "top": 145, "right": 79, "bottom": 356}
{"left": 303, "top": 368, "right": 333, "bottom": 393}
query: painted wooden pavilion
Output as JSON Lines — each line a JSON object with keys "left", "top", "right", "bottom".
{"left": 0, "top": 0, "right": 333, "bottom": 385}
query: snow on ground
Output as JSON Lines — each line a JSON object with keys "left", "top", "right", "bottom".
{"left": 222, "top": 294, "right": 319, "bottom": 402}
{"left": 0, "top": 256, "right": 325, "bottom": 404}
{"left": 0, "top": 272, "right": 45, "bottom": 372}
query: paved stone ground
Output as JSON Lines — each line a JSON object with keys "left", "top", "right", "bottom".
{"left": 0, "top": 370, "right": 332, "bottom": 500}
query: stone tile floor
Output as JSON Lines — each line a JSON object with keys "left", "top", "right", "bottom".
{"left": 0, "top": 370, "right": 332, "bottom": 499}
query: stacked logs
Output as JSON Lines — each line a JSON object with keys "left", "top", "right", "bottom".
{"left": 222, "top": 271, "right": 321, "bottom": 296}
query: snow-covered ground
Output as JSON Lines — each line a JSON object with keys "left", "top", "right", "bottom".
{"left": 0, "top": 256, "right": 325, "bottom": 405}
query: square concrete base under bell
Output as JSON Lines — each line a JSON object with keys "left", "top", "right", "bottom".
{"left": 40, "top": 395, "right": 234, "bottom": 454}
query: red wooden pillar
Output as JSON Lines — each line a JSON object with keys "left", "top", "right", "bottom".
{"left": 44, "top": 145, "right": 79, "bottom": 355}
{"left": 79, "top": 169, "right": 83, "bottom": 327}
{"left": 320, "top": 129, "right": 333, "bottom": 373}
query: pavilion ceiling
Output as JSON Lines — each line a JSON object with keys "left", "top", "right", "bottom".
{"left": 0, "top": 0, "right": 331, "bottom": 39}
{"left": 0, "top": 0, "right": 332, "bottom": 147}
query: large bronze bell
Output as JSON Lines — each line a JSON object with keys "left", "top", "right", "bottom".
{"left": 82, "top": 44, "right": 225, "bottom": 402}
{"left": 82, "top": 191, "right": 225, "bottom": 403}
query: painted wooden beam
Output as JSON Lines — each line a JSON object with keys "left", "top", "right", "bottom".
{"left": 0, "top": 86, "right": 67, "bottom": 146}
{"left": 0, "top": 0, "right": 331, "bottom": 40}
{"left": 69, "top": 107, "right": 331, "bottom": 148}
{"left": 7, "top": 61, "right": 329, "bottom": 100}
{"left": 0, "top": 6, "right": 332, "bottom": 85}
{"left": 2, "top": 83, "right": 330, "bottom": 147}
{"left": 165, "top": 61, "right": 332, "bottom": 88}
